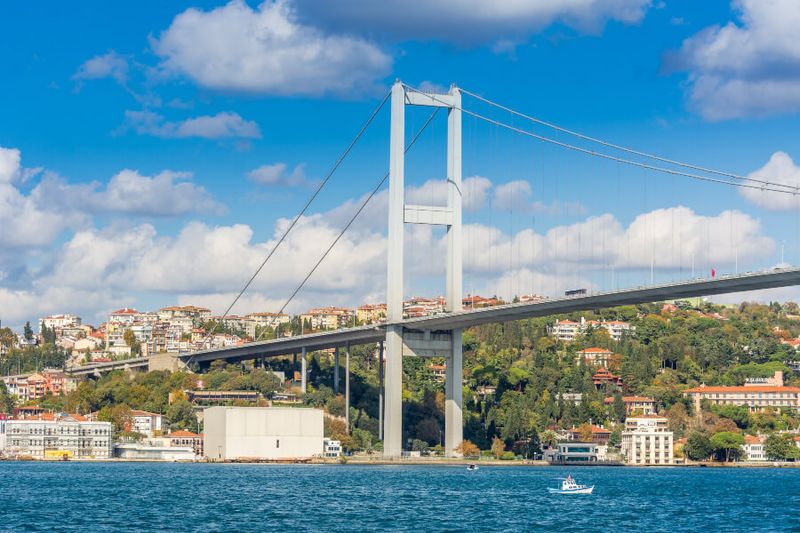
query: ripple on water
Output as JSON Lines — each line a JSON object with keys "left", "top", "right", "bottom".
{"left": 2, "top": 463, "right": 800, "bottom": 532}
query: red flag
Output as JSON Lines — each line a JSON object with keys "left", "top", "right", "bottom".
{"left": 711, "top": 268, "right": 716, "bottom": 278}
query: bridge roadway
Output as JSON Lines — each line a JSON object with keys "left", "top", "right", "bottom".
{"left": 64, "top": 268, "right": 800, "bottom": 375}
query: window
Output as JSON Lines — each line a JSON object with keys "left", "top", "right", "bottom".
{"left": 276, "top": 439, "right": 280, "bottom": 448}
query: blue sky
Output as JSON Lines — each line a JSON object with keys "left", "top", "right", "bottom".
{"left": 2, "top": 0, "right": 800, "bottom": 328}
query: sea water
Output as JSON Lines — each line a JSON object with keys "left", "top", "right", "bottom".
{"left": 2, "top": 463, "right": 799, "bottom": 532}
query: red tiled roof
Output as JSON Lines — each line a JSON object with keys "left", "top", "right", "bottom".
{"left": 744, "top": 435, "right": 763, "bottom": 445}
{"left": 578, "top": 347, "right": 613, "bottom": 353}
{"left": 685, "top": 385, "right": 800, "bottom": 394}
{"left": 169, "top": 430, "right": 201, "bottom": 438}
{"left": 110, "top": 308, "right": 139, "bottom": 315}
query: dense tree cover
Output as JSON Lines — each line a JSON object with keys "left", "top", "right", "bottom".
{"left": 7, "top": 300, "right": 800, "bottom": 457}
{"left": 0, "top": 344, "right": 69, "bottom": 375}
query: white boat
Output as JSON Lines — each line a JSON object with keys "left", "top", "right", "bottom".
{"left": 467, "top": 464, "right": 479, "bottom": 471}
{"left": 547, "top": 475, "right": 594, "bottom": 494}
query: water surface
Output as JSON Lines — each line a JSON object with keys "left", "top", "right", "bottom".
{"left": 2, "top": 463, "right": 798, "bottom": 532}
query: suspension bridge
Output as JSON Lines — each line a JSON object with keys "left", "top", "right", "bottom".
{"left": 67, "top": 81, "right": 800, "bottom": 458}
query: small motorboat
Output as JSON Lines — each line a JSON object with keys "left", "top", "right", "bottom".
{"left": 467, "top": 464, "right": 479, "bottom": 472}
{"left": 548, "top": 475, "right": 593, "bottom": 494}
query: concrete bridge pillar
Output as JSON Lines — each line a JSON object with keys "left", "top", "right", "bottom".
{"left": 301, "top": 347, "right": 307, "bottom": 394}
{"left": 334, "top": 346, "right": 340, "bottom": 393}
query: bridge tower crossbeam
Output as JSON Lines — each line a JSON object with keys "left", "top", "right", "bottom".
{"left": 384, "top": 81, "right": 463, "bottom": 458}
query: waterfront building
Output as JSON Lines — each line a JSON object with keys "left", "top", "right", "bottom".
{"left": 621, "top": 415, "right": 673, "bottom": 465}
{"left": 115, "top": 443, "right": 196, "bottom": 461}
{"left": 203, "top": 407, "right": 324, "bottom": 461}
{"left": 4, "top": 413, "right": 112, "bottom": 460}
{"left": 323, "top": 438, "right": 342, "bottom": 458}
{"left": 545, "top": 442, "right": 602, "bottom": 463}
{"left": 168, "top": 430, "right": 204, "bottom": 456}
{"left": 0, "top": 413, "right": 7, "bottom": 453}
{"left": 603, "top": 396, "right": 657, "bottom": 415}
{"left": 743, "top": 435, "right": 766, "bottom": 462}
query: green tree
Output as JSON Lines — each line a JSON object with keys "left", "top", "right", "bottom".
{"left": 710, "top": 431, "right": 744, "bottom": 462}
{"left": 23, "top": 322, "right": 33, "bottom": 342}
{"left": 0, "top": 380, "right": 15, "bottom": 413}
{"left": 685, "top": 431, "right": 713, "bottom": 461}
{"left": 765, "top": 434, "right": 795, "bottom": 461}
{"left": 166, "top": 399, "right": 197, "bottom": 431}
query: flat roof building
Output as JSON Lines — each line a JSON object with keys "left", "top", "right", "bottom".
{"left": 203, "top": 407, "right": 323, "bottom": 461}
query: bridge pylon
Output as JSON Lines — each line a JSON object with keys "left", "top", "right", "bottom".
{"left": 384, "top": 81, "right": 463, "bottom": 458}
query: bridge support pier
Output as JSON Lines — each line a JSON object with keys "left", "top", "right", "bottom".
{"left": 301, "top": 347, "right": 307, "bottom": 394}
{"left": 345, "top": 343, "right": 350, "bottom": 432}
{"left": 445, "top": 329, "right": 463, "bottom": 456}
{"left": 378, "top": 341, "right": 384, "bottom": 441}
{"left": 383, "top": 326, "right": 403, "bottom": 457}
{"left": 334, "top": 346, "right": 340, "bottom": 393}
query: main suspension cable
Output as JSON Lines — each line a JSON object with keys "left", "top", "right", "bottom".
{"left": 255, "top": 107, "right": 442, "bottom": 342}
{"left": 403, "top": 84, "right": 799, "bottom": 195}
{"left": 191, "top": 89, "right": 391, "bottom": 361}
{"left": 460, "top": 87, "right": 797, "bottom": 192}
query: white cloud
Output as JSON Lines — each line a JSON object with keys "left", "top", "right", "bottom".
{"left": 493, "top": 180, "right": 587, "bottom": 215}
{"left": 293, "top": 0, "right": 651, "bottom": 47}
{"left": 248, "top": 162, "right": 308, "bottom": 186}
{"left": 123, "top": 110, "right": 261, "bottom": 139}
{"left": 670, "top": 0, "right": 800, "bottom": 119}
{"left": 73, "top": 51, "right": 129, "bottom": 84}
{"left": 152, "top": 0, "right": 391, "bottom": 96}
{"left": 32, "top": 169, "right": 224, "bottom": 217}
{"left": 741, "top": 151, "right": 800, "bottom": 211}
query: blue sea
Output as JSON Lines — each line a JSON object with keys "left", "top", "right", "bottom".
{"left": 2, "top": 463, "right": 799, "bottom": 532}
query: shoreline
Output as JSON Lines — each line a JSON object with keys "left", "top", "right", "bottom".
{"left": 4, "top": 456, "right": 800, "bottom": 468}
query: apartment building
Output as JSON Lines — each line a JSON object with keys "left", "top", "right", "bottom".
{"left": 621, "top": 415, "right": 674, "bottom": 465}
{"left": 604, "top": 396, "right": 657, "bottom": 415}
{"left": 549, "top": 317, "right": 635, "bottom": 342}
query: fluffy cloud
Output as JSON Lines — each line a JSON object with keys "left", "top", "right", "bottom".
{"left": 493, "top": 180, "right": 587, "bottom": 215}
{"left": 123, "top": 110, "right": 261, "bottom": 139}
{"left": 32, "top": 169, "right": 224, "bottom": 217}
{"left": 740, "top": 151, "right": 800, "bottom": 211}
{"left": 152, "top": 0, "right": 391, "bottom": 96}
{"left": 461, "top": 207, "right": 772, "bottom": 275}
{"left": 0, "top": 148, "right": 85, "bottom": 247}
{"left": 0, "top": 147, "right": 21, "bottom": 183}
{"left": 293, "top": 0, "right": 651, "bottom": 46}
{"left": 73, "top": 50, "right": 129, "bottom": 84}
{"left": 669, "top": 0, "right": 800, "bottom": 119}
{"left": 248, "top": 163, "right": 308, "bottom": 186}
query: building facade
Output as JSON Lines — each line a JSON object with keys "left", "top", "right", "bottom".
{"left": 4, "top": 414, "right": 112, "bottom": 460}
{"left": 203, "top": 407, "right": 324, "bottom": 461}
{"left": 621, "top": 416, "right": 674, "bottom": 465}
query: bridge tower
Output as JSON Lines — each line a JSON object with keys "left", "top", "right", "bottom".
{"left": 384, "top": 81, "right": 463, "bottom": 458}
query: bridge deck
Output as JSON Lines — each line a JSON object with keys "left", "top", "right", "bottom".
{"left": 182, "top": 268, "right": 800, "bottom": 365}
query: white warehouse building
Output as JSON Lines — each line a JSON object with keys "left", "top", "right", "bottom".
{"left": 203, "top": 407, "right": 324, "bottom": 461}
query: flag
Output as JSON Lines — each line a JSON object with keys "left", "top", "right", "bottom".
{"left": 711, "top": 268, "right": 716, "bottom": 277}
